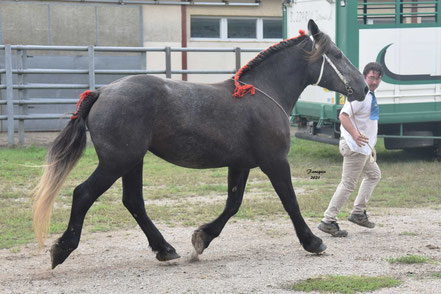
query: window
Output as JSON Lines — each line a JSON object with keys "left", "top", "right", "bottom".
{"left": 227, "top": 19, "right": 256, "bottom": 39}
{"left": 401, "top": 0, "right": 437, "bottom": 24}
{"left": 357, "top": 0, "right": 439, "bottom": 25}
{"left": 263, "top": 19, "right": 283, "bottom": 39}
{"left": 357, "top": 0, "right": 397, "bottom": 24}
{"left": 191, "top": 17, "right": 221, "bottom": 38}
{"left": 191, "top": 16, "right": 283, "bottom": 40}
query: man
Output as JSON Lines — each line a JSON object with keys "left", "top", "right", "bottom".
{"left": 318, "top": 62, "right": 383, "bottom": 237}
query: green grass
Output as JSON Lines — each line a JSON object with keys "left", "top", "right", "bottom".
{"left": 287, "top": 275, "right": 401, "bottom": 293}
{"left": 1, "top": 137, "right": 440, "bottom": 249}
{"left": 386, "top": 255, "right": 430, "bottom": 264}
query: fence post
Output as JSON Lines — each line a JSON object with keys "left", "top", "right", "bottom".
{"left": 18, "top": 49, "right": 27, "bottom": 145}
{"left": 165, "top": 47, "right": 171, "bottom": 79}
{"left": 235, "top": 47, "right": 241, "bottom": 73}
{"left": 88, "top": 46, "right": 96, "bottom": 90}
{"left": 5, "top": 44, "right": 15, "bottom": 146}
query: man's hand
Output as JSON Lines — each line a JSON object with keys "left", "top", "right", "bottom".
{"left": 353, "top": 133, "right": 369, "bottom": 147}
{"left": 339, "top": 112, "right": 369, "bottom": 147}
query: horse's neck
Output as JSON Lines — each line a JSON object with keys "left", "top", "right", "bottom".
{"left": 246, "top": 55, "right": 309, "bottom": 115}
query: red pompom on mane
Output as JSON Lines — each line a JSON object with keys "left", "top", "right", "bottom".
{"left": 233, "top": 29, "right": 306, "bottom": 98}
{"left": 233, "top": 66, "right": 256, "bottom": 98}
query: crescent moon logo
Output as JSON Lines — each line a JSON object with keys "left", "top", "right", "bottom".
{"left": 376, "top": 44, "right": 441, "bottom": 85}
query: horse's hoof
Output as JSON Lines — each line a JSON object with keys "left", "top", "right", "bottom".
{"left": 189, "top": 249, "right": 200, "bottom": 262}
{"left": 191, "top": 229, "right": 207, "bottom": 255}
{"left": 156, "top": 247, "right": 180, "bottom": 262}
{"left": 303, "top": 236, "right": 327, "bottom": 254}
{"left": 50, "top": 241, "right": 74, "bottom": 269}
{"left": 314, "top": 243, "right": 327, "bottom": 254}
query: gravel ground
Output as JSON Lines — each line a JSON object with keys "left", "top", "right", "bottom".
{"left": 2, "top": 131, "right": 441, "bottom": 293}
{"left": 1, "top": 207, "right": 441, "bottom": 294}
{"left": 0, "top": 132, "right": 90, "bottom": 147}
{"left": 0, "top": 126, "right": 298, "bottom": 147}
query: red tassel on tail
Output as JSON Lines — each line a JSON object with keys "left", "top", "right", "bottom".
{"left": 71, "top": 90, "right": 92, "bottom": 119}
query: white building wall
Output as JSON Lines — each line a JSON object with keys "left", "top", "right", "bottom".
{"left": 143, "top": 5, "right": 183, "bottom": 80}
{"left": 142, "top": 0, "right": 283, "bottom": 83}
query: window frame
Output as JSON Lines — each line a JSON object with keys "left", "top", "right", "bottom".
{"left": 190, "top": 16, "right": 283, "bottom": 42}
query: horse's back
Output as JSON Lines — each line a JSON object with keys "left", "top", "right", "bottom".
{"left": 95, "top": 75, "right": 232, "bottom": 111}
{"left": 87, "top": 75, "right": 263, "bottom": 169}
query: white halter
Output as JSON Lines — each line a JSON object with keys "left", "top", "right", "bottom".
{"left": 313, "top": 53, "right": 354, "bottom": 96}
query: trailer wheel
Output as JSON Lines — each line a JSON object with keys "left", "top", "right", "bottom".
{"left": 435, "top": 139, "right": 441, "bottom": 162}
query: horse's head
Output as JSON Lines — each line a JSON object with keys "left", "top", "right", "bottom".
{"left": 306, "top": 20, "right": 368, "bottom": 102}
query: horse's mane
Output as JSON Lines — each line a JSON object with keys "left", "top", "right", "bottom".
{"left": 305, "top": 31, "right": 331, "bottom": 62}
{"left": 233, "top": 30, "right": 331, "bottom": 98}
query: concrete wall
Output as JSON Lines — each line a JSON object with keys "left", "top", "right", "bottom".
{"left": 1, "top": 2, "right": 50, "bottom": 45}
{"left": 1, "top": 1, "right": 282, "bottom": 80}
{"left": 0, "top": 1, "right": 143, "bottom": 131}
{"left": 0, "top": 0, "right": 283, "bottom": 131}
{"left": 0, "top": 2, "right": 142, "bottom": 46}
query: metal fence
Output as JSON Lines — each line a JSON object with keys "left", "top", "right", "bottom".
{"left": 0, "top": 44, "right": 262, "bottom": 146}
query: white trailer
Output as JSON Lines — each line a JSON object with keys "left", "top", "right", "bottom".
{"left": 284, "top": 0, "right": 441, "bottom": 155}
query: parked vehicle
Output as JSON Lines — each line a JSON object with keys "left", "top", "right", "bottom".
{"left": 284, "top": 0, "right": 441, "bottom": 156}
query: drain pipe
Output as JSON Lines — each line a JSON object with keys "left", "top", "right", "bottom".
{"left": 181, "top": 0, "right": 188, "bottom": 81}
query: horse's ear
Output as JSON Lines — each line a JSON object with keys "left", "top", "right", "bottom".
{"left": 308, "top": 19, "right": 320, "bottom": 38}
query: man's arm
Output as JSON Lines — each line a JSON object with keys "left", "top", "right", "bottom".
{"left": 339, "top": 112, "right": 369, "bottom": 147}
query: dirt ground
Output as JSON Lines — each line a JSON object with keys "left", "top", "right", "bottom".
{"left": 0, "top": 126, "right": 298, "bottom": 147}
{"left": 0, "top": 127, "right": 298, "bottom": 147}
{"left": 0, "top": 132, "right": 84, "bottom": 147}
{"left": 1, "top": 132, "right": 441, "bottom": 293}
{"left": 1, "top": 207, "right": 441, "bottom": 294}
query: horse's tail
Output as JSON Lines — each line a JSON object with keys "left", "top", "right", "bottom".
{"left": 33, "top": 90, "right": 99, "bottom": 248}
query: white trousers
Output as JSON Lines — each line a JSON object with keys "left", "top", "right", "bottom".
{"left": 323, "top": 138, "right": 381, "bottom": 223}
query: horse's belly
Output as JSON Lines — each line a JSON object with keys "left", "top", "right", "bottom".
{"left": 149, "top": 134, "right": 256, "bottom": 169}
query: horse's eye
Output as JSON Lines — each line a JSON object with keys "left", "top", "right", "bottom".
{"left": 335, "top": 52, "right": 343, "bottom": 59}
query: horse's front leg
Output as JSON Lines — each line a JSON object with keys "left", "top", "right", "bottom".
{"left": 261, "top": 159, "right": 326, "bottom": 254}
{"left": 192, "top": 167, "right": 250, "bottom": 255}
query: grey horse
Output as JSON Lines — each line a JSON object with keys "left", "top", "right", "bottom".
{"left": 33, "top": 20, "right": 368, "bottom": 269}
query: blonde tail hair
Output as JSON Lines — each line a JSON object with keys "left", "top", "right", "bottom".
{"left": 33, "top": 90, "right": 99, "bottom": 247}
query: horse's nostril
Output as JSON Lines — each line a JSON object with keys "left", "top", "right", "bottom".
{"left": 364, "top": 86, "right": 369, "bottom": 95}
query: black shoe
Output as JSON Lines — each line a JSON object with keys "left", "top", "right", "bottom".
{"left": 318, "top": 221, "right": 348, "bottom": 237}
{"left": 348, "top": 210, "right": 375, "bottom": 228}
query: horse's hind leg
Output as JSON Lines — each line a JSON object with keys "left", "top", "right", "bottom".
{"left": 122, "top": 161, "right": 180, "bottom": 261}
{"left": 192, "top": 167, "right": 250, "bottom": 255}
{"left": 51, "top": 164, "right": 120, "bottom": 269}
{"left": 260, "top": 159, "right": 326, "bottom": 254}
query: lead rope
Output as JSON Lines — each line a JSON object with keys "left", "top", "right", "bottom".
{"left": 313, "top": 53, "right": 375, "bottom": 162}
{"left": 349, "top": 102, "right": 377, "bottom": 163}
{"left": 234, "top": 79, "right": 290, "bottom": 121}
